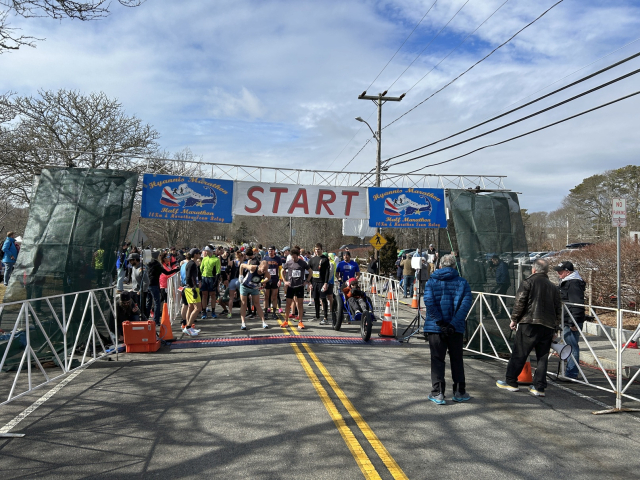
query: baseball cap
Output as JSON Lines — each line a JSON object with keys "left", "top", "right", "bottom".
{"left": 120, "top": 291, "right": 131, "bottom": 302}
{"left": 553, "top": 261, "right": 574, "bottom": 272}
{"left": 190, "top": 248, "right": 201, "bottom": 256}
{"left": 429, "top": 244, "right": 434, "bottom": 248}
{"left": 203, "top": 246, "right": 213, "bottom": 252}
{"left": 268, "top": 245, "right": 276, "bottom": 250}
{"left": 128, "top": 253, "right": 140, "bottom": 261}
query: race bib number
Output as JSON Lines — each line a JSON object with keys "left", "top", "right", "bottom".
{"left": 312, "top": 271, "right": 320, "bottom": 279}
{"left": 221, "top": 266, "right": 226, "bottom": 271}
{"left": 292, "top": 270, "right": 301, "bottom": 278}
{"left": 344, "top": 265, "right": 351, "bottom": 271}
{"left": 269, "top": 268, "right": 277, "bottom": 276}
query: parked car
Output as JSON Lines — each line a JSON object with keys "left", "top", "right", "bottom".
{"left": 566, "top": 243, "right": 593, "bottom": 249}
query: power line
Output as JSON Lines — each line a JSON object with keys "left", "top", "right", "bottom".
{"left": 386, "top": 0, "right": 470, "bottom": 92}
{"left": 364, "top": 0, "right": 438, "bottom": 93}
{"left": 383, "top": 0, "right": 565, "bottom": 130}
{"left": 340, "top": 138, "right": 373, "bottom": 172}
{"left": 383, "top": 50, "right": 640, "bottom": 165}
{"left": 404, "top": 0, "right": 511, "bottom": 95}
{"left": 388, "top": 89, "right": 640, "bottom": 177}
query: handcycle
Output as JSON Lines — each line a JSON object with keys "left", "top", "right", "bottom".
{"left": 331, "top": 279, "right": 376, "bottom": 341}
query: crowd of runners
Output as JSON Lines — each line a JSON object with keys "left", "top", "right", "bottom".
{"left": 114, "top": 243, "right": 365, "bottom": 337}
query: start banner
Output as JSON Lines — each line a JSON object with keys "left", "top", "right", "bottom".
{"left": 368, "top": 187, "right": 447, "bottom": 229}
{"left": 141, "top": 174, "right": 234, "bottom": 223}
{"left": 233, "top": 182, "right": 368, "bottom": 219}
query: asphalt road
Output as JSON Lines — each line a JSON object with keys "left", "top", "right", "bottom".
{"left": 1, "top": 309, "right": 640, "bottom": 479}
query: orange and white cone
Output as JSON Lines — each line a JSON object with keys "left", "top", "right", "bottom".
{"left": 387, "top": 288, "right": 395, "bottom": 300}
{"left": 517, "top": 358, "right": 533, "bottom": 384}
{"left": 371, "top": 281, "right": 377, "bottom": 294}
{"left": 379, "top": 301, "right": 395, "bottom": 337}
{"left": 411, "top": 281, "right": 419, "bottom": 309}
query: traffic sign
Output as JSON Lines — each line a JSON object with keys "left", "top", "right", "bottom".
{"left": 369, "top": 233, "right": 387, "bottom": 250}
{"left": 612, "top": 198, "right": 627, "bottom": 227}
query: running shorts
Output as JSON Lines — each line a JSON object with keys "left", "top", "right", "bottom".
{"left": 286, "top": 285, "right": 305, "bottom": 299}
{"left": 200, "top": 276, "right": 218, "bottom": 292}
{"left": 184, "top": 287, "right": 201, "bottom": 304}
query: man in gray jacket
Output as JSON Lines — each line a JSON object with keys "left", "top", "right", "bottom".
{"left": 497, "top": 259, "right": 561, "bottom": 397}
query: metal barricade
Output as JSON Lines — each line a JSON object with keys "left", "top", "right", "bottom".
{"left": 0, "top": 287, "right": 117, "bottom": 406}
{"left": 166, "top": 274, "right": 182, "bottom": 323}
{"left": 464, "top": 291, "right": 640, "bottom": 409}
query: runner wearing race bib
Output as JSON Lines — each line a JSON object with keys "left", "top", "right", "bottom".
{"left": 336, "top": 251, "right": 360, "bottom": 284}
{"left": 308, "top": 243, "right": 331, "bottom": 324}
{"left": 281, "top": 247, "right": 312, "bottom": 330}
{"left": 263, "top": 246, "right": 282, "bottom": 320}
{"left": 238, "top": 249, "right": 271, "bottom": 330}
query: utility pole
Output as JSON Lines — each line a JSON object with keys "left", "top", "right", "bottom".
{"left": 356, "top": 91, "right": 404, "bottom": 188}
{"left": 356, "top": 91, "right": 404, "bottom": 272}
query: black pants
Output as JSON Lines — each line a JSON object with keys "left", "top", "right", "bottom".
{"left": 312, "top": 282, "right": 328, "bottom": 319}
{"left": 505, "top": 323, "right": 555, "bottom": 390}
{"left": 348, "top": 296, "right": 368, "bottom": 316}
{"left": 427, "top": 332, "right": 465, "bottom": 395}
{"left": 490, "top": 283, "right": 510, "bottom": 312}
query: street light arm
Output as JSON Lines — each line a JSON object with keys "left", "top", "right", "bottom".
{"left": 355, "top": 117, "right": 378, "bottom": 141}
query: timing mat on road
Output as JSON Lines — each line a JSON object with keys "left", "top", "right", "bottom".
{"left": 170, "top": 334, "right": 402, "bottom": 349}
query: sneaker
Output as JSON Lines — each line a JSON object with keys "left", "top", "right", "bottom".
{"left": 297, "top": 321, "right": 305, "bottom": 330}
{"left": 241, "top": 324, "right": 247, "bottom": 330}
{"left": 278, "top": 308, "right": 283, "bottom": 313}
{"left": 262, "top": 323, "right": 270, "bottom": 329}
{"left": 280, "top": 321, "right": 289, "bottom": 328}
{"left": 528, "top": 385, "right": 545, "bottom": 397}
{"left": 265, "top": 308, "right": 270, "bottom": 314}
{"left": 227, "top": 313, "right": 232, "bottom": 319}
{"left": 201, "top": 313, "right": 207, "bottom": 320}
{"left": 320, "top": 318, "right": 328, "bottom": 325}
{"left": 428, "top": 393, "right": 446, "bottom": 405}
{"left": 452, "top": 391, "right": 471, "bottom": 402}
{"left": 271, "top": 312, "right": 278, "bottom": 320}
{"left": 187, "top": 327, "right": 199, "bottom": 336}
{"left": 624, "top": 341, "right": 638, "bottom": 349}
{"left": 496, "top": 380, "right": 519, "bottom": 392}
{"left": 307, "top": 301, "right": 314, "bottom": 306}
{"left": 211, "top": 313, "right": 218, "bottom": 319}
{"left": 182, "top": 326, "right": 190, "bottom": 335}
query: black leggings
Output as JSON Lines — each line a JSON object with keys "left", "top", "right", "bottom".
{"left": 312, "top": 282, "right": 328, "bottom": 319}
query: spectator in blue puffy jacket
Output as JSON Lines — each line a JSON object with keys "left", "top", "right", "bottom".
{"left": 2, "top": 231, "right": 19, "bottom": 286}
{"left": 423, "top": 254, "right": 473, "bottom": 405}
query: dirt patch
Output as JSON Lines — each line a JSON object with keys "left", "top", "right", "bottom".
{"left": 0, "top": 283, "right": 5, "bottom": 304}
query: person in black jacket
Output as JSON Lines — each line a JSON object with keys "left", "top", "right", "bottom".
{"left": 309, "top": 243, "right": 331, "bottom": 324}
{"left": 554, "top": 261, "right": 586, "bottom": 380}
{"left": 146, "top": 251, "right": 180, "bottom": 325}
{"left": 497, "top": 259, "right": 561, "bottom": 397}
{"left": 489, "top": 255, "right": 510, "bottom": 314}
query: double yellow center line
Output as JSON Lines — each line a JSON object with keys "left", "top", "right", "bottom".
{"left": 278, "top": 320, "right": 408, "bottom": 480}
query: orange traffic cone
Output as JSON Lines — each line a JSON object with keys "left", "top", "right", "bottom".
{"left": 379, "top": 301, "right": 395, "bottom": 337}
{"left": 411, "top": 282, "right": 419, "bottom": 309}
{"left": 371, "top": 282, "right": 377, "bottom": 294}
{"left": 159, "top": 303, "right": 174, "bottom": 341}
{"left": 387, "top": 289, "right": 395, "bottom": 300}
{"left": 517, "top": 359, "right": 533, "bottom": 384}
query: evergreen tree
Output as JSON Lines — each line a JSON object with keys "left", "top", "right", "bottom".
{"left": 379, "top": 232, "right": 399, "bottom": 276}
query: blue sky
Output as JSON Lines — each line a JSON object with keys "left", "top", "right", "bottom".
{"left": 2, "top": 0, "right": 640, "bottom": 212}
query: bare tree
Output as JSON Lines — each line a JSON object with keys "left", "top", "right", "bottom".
{"left": 0, "top": 89, "right": 159, "bottom": 205}
{"left": 0, "top": 0, "right": 144, "bottom": 53}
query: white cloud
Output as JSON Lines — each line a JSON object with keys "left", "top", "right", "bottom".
{"left": 207, "top": 87, "right": 266, "bottom": 119}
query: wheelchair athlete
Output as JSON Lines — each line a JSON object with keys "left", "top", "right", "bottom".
{"left": 341, "top": 277, "right": 372, "bottom": 320}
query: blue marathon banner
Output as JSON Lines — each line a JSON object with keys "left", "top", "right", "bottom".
{"left": 368, "top": 187, "right": 447, "bottom": 229}
{"left": 141, "top": 174, "right": 234, "bottom": 223}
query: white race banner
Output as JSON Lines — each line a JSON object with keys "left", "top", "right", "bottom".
{"left": 233, "top": 182, "right": 368, "bottom": 219}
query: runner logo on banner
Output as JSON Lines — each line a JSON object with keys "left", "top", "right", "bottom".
{"left": 141, "top": 174, "right": 234, "bottom": 223}
{"left": 368, "top": 187, "right": 446, "bottom": 228}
